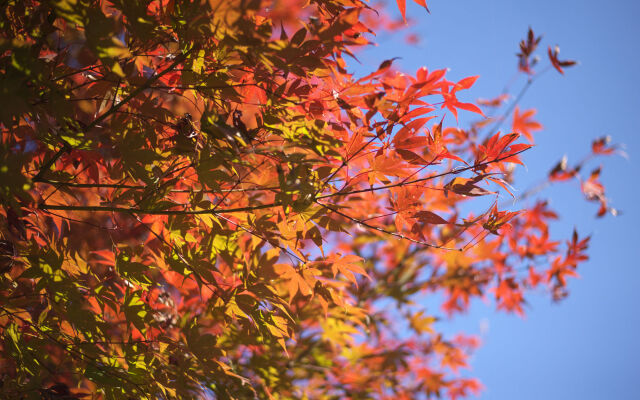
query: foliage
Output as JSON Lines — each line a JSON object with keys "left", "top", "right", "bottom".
{"left": 0, "top": 1, "right": 618, "bottom": 399}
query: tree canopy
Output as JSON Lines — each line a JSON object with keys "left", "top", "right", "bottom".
{"left": 0, "top": 1, "right": 618, "bottom": 399}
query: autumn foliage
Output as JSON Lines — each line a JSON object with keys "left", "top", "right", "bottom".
{"left": 0, "top": 1, "right": 619, "bottom": 399}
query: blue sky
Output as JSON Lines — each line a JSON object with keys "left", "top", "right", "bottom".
{"left": 355, "top": 0, "right": 640, "bottom": 398}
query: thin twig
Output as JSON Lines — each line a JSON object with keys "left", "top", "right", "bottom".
{"left": 317, "top": 148, "right": 532, "bottom": 200}
{"left": 315, "top": 200, "right": 460, "bottom": 251}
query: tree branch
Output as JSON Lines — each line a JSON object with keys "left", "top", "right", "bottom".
{"left": 38, "top": 201, "right": 281, "bottom": 215}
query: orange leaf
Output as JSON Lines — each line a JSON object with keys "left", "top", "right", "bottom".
{"left": 412, "top": 210, "right": 449, "bottom": 225}
{"left": 329, "top": 254, "right": 369, "bottom": 286}
{"left": 512, "top": 106, "right": 542, "bottom": 142}
{"left": 396, "top": 0, "right": 407, "bottom": 23}
{"left": 413, "top": 0, "right": 430, "bottom": 13}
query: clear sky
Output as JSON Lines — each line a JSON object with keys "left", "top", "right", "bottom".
{"left": 355, "top": 1, "right": 640, "bottom": 398}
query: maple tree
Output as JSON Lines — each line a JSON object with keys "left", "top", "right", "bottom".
{"left": 0, "top": 1, "right": 620, "bottom": 399}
